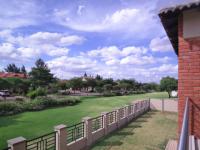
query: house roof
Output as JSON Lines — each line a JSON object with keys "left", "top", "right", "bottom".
{"left": 159, "top": 1, "right": 200, "bottom": 55}
{"left": 0, "top": 72, "right": 27, "bottom": 78}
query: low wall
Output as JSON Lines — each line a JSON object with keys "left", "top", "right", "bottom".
{"left": 68, "top": 138, "right": 87, "bottom": 150}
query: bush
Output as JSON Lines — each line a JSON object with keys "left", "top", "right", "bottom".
{"left": 130, "top": 90, "right": 146, "bottom": 94}
{"left": 23, "top": 100, "right": 45, "bottom": 111}
{"left": 27, "top": 87, "right": 47, "bottom": 99}
{"left": 0, "top": 102, "right": 23, "bottom": 115}
{"left": 0, "top": 96, "right": 81, "bottom": 116}
{"left": 103, "top": 92, "right": 116, "bottom": 97}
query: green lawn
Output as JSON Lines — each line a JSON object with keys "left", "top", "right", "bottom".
{"left": 91, "top": 111, "right": 177, "bottom": 150}
{"left": 0, "top": 92, "right": 167, "bottom": 149}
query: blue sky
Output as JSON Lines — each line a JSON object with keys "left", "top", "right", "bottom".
{"left": 0, "top": 0, "right": 194, "bottom": 82}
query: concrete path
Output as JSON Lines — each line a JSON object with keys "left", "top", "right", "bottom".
{"left": 150, "top": 99, "right": 178, "bottom": 112}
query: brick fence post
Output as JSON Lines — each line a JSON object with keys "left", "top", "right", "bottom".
{"left": 125, "top": 105, "right": 131, "bottom": 123}
{"left": 7, "top": 137, "right": 26, "bottom": 150}
{"left": 114, "top": 109, "right": 120, "bottom": 129}
{"left": 54, "top": 124, "right": 67, "bottom": 150}
{"left": 101, "top": 112, "right": 108, "bottom": 135}
{"left": 82, "top": 117, "right": 93, "bottom": 146}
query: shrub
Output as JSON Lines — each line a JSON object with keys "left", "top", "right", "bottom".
{"left": 103, "top": 92, "right": 116, "bottom": 97}
{"left": 27, "top": 87, "right": 47, "bottom": 99}
{"left": 0, "top": 96, "right": 81, "bottom": 116}
{"left": 0, "top": 102, "right": 23, "bottom": 115}
{"left": 23, "top": 100, "right": 44, "bottom": 111}
{"left": 27, "top": 90, "right": 37, "bottom": 99}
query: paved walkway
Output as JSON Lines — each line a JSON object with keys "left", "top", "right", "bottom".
{"left": 150, "top": 99, "right": 178, "bottom": 112}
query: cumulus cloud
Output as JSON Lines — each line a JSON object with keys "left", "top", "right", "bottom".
{"left": 0, "top": 0, "right": 41, "bottom": 29}
{"left": 0, "top": 31, "right": 85, "bottom": 61}
{"left": 86, "top": 46, "right": 148, "bottom": 62}
{"left": 53, "top": 8, "right": 162, "bottom": 38}
{"left": 47, "top": 56, "right": 96, "bottom": 78}
{"left": 150, "top": 36, "right": 173, "bottom": 52}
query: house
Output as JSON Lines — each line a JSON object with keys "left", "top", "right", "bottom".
{"left": 159, "top": 1, "right": 200, "bottom": 149}
{"left": 0, "top": 72, "right": 27, "bottom": 79}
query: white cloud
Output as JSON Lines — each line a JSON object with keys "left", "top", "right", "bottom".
{"left": 47, "top": 56, "right": 96, "bottom": 78}
{"left": 53, "top": 8, "right": 162, "bottom": 38}
{"left": 87, "top": 45, "right": 148, "bottom": 61}
{"left": 150, "top": 64, "right": 178, "bottom": 73}
{"left": 17, "top": 47, "right": 40, "bottom": 58}
{"left": 0, "top": 0, "right": 41, "bottom": 29}
{"left": 0, "top": 31, "right": 85, "bottom": 61}
{"left": 77, "top": 5, "right": 85, "bottom": 15}
{"left": 16, "top": 32, "right": 85, "bottom": 47}
{"left": 120, "top": 55, "right": 155, "bottom": 65}
{"left": 150, "top": 36, "right": 173, "bottom": 52}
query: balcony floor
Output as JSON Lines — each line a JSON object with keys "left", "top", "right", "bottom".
{"left": 91, "top": 111, "right": 177, "bottom": 150}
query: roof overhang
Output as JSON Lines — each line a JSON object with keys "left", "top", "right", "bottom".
{"left": 159, "top": 1, "right": 200, "bottom": 55}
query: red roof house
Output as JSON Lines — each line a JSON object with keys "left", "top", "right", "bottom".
{"left": 0, "top": 72, "right": 27, "bottom": 79}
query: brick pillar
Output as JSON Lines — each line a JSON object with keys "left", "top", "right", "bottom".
{"left": 124, "top": 105, "right": 130, "bottom": 122}
{"left": 113, "top": 109, "right": 120, "bottom": 129}
{"left": 178, "top": 14, "right": 200, "bottom": 138}
{"left": 54, "top": 124, "right": 67, "bottom": 150}
{"left": 101, "top": 112, "right": 108, "bottom": 134}
{"left": 82, "top": 117, "right": 93, "bottom": 146}
{"left": 7, "top": 137, "right": 26, "bottom": 150}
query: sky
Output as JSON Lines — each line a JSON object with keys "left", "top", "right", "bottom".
{"left": 0, "top": 0, "right": 196, "bottom": 82}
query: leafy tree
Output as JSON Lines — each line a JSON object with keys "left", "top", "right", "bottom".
{"left": 29, "top": 58, "right": 55, "bottom": 88}
{"left": 56, "top": 80, "right": 68, "bottom": 90}
{"left": 4, "top": 63, "right": 21, "bottom": 73}
{"left": 68, "top": 78, "right": 83, "bottom": 91}
{"left": 87, "top": 78, "right": 97, "bottom": 91}
{"left": 0, "top": 78, "right": 11, "bottom": 90}
{"left": 95, "top": 74, "right": 103, "bottom": 80}
{"left": 160, "top": 76, "right": 178, "bottom": 98}
{"left": 103, "top": 84, "right": 113, "bottom": 91}
{"left": 21, "top": 65, "right": 27, "bottom": 74}
{"left": 102, "top": 78, "right": 116, "bottom": 86}
{"left": 5, "top": 78, "right": 30, "bottom": 94}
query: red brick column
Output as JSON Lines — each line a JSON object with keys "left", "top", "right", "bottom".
{"left": 178, "top": 14, "right": 200, "bottom": 138}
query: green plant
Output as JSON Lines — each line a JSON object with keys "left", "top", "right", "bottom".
{"left": 0, "top": 102, "right": 23, "bottom": 115}
{"left": 27, "top": 87, "right": 47, "bottom": 99}
{"left": 103, "top": 92, "right": 116, "bottom": 97}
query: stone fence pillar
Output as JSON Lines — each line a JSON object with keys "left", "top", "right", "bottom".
{"left": 54, "top": 124, "right": 67, "bottom": 150}
{"left": 82, "top": 117, "right": 92, "bottom": 146}
{"left": 7, "top": 137, "right": 26, "bottom": 150}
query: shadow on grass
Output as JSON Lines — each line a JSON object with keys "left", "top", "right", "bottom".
{"left": 0, "top": 114, "right": 23, "bottom": 127}
{"left": 91, "top": 111, "right": 157, "bottom": 149}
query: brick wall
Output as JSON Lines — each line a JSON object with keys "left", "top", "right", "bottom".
{"left": 178, "top": 14, "right": 200, "bottom": 138}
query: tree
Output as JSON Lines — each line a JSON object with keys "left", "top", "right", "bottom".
{"left": 87, "top": 78, "right": 97, "bottom": 91}
{"left": 4, "top": 64, "right": 21, "bottom": 73}
{"left": 160, "top": 76, "right": 178, "bottom": 98}
{"left": 95, "top": 74, "right": 103, "bottom": 80}
{"left": 0, "top": 78, "right": 11, "bottom": 90}
{"left": 68, "top": 78, "right": 83, "bottom": 92}
{"left": 103, "top": 84, "right": 113, "bottom": 91}
{"left": 21, "top": 65, "right": 27, "bottom": 75}
{"left": 29, "top": 58, "right": 55, "bottom": 88}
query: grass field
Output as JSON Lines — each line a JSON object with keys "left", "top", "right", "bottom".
{"left": 91, "top": 111, "right": 178, "bottom": 150}
{"left": 0, "top": 92, "right": 168, "bottom": 149}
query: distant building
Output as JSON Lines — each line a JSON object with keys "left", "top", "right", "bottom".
{"left": 0, "top": 72, "right": 27, "bottom": 79}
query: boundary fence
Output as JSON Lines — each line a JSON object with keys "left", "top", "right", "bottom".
{"left": 3, "top": 99, "right": 150, "bottom": 150}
